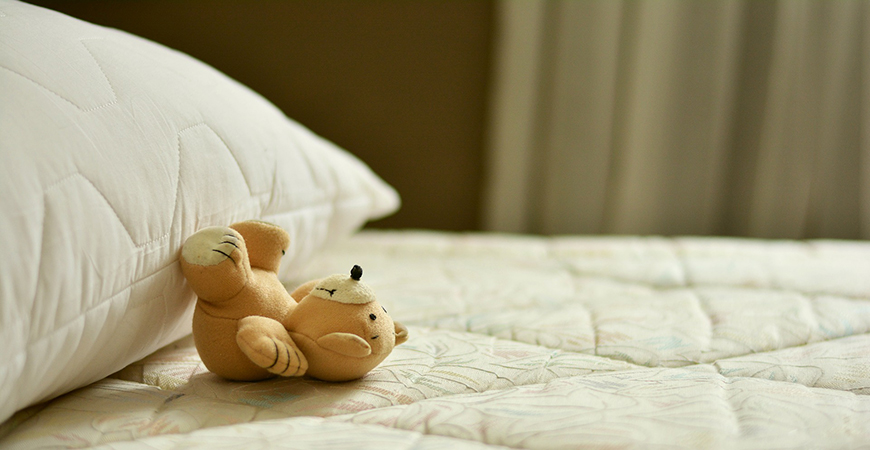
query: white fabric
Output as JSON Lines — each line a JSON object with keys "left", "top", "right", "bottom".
{"left": 0, "top": 0, "right": 398, "bottom": 423}
{"left": 1, "top": 231, "right": 868, "bottom": 449}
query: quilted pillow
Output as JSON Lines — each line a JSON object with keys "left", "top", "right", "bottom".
{"left": 0, "top": 0, "right": 399, "bottom": 422}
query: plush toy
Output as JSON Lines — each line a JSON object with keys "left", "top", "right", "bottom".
{"left": 179, "top": 220, "right": 408, "bottom": 382}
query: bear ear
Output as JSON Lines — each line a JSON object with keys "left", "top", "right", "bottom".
{"left": 289, "top": 279, "right": 320, "bottom": 302}
{"left": 394, "top": 321, "right": 409, "bottom": 346}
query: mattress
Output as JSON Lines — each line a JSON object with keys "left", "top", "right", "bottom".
{"left": 1, "top": 230, "right": 869, "bottom": 449}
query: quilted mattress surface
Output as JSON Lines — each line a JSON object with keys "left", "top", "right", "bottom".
{"left": 2, "top": 230, "right": 870, "bottom": 449}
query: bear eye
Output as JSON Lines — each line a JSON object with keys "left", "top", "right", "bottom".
{"left": 369, "top": 313, "right": 377, "bottom": 321}
{"left": 281, "top": 249, "right": 286, "bottom": 255}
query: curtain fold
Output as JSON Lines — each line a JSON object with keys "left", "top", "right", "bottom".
{"left": 482, "top": 0, "right": 870, "bottom": 239}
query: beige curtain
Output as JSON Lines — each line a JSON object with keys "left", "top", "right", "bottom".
{"left": 481, "top": 0, "right": 870, "bottom": 239}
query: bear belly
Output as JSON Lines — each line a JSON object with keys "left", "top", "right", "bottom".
{"left": 193, "top": 304, "right": 274, "bottom": 381}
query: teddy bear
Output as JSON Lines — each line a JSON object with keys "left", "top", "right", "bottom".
{"left": 179, "top": 220, "right": 408, "bottom": 382}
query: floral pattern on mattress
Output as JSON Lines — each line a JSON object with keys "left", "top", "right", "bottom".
{"left": 2, "top": 231, "right": 869, "bottom": 449}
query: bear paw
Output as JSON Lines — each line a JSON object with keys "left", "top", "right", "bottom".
{"left": 237, "top": 316, "right": 307, "bottom": 377}
{"left": 182, "top": 226, "right": 244, "bottom": 267}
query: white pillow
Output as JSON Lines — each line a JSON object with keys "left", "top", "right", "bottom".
{"left": 0, "top": 0, "right": 399, "bottom": 422}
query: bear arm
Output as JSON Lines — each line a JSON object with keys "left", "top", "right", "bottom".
{"left": 316, "top": 333, "right": 372, "bottom": 358}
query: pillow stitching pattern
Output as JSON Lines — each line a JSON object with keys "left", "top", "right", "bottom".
{"left": 25, "top": 120, "right": 208, "bottom": 341}
{"left": 41, "top": 122, "right": 232, "bottom": 251}
{"left": 178, "top": 123, "right": 254, "bottom": 198}
{"left": 8, "top": 259, "right": 184, "bottom": 382}
{"left": 23, "top": 171, "right": 137, "bottom": 349}
{"left": 79, "top": 39, "right": 118, "bottom": 109}
{"left": 43, "top": 172, "right": 137, "bottom": 246}
{"left": 129, "top": 121, "right": 194, "bottom": 249}
{"left": 0, "top": 38, "right": 117, "bottom": 112}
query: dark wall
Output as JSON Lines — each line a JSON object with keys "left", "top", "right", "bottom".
{"left": 29, "top": 1, "right": 494, "bottom": 231}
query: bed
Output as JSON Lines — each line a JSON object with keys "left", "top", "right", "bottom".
{"left": 2, "top": 1, "right": 869, "bottom": 449}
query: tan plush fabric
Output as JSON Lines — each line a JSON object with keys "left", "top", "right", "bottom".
{"left": 180, "top": 221, "right": 406, "bottom": 382}
{"left": 287, "top": 296, "right": 409, "bottom": 381}
{"left": 180, "top": 221, "right": 300, "bottom": 381}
